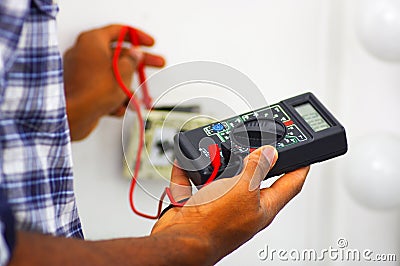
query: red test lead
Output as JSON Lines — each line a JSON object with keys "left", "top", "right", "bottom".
{"left": 113, "top": 26, "right": 223, "bottom": 219}
{"left": 128, "top": 27, "right": 152, "bottom": 110}
{"left": 113, "top": 25, "right": 153, "bottom": 218}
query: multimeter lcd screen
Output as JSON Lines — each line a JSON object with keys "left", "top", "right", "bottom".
{"left": 295, "top": 103, "right": 331, "bottom": 132}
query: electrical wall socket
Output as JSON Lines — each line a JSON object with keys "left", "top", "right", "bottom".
{"left": 123, "top": 107, "right": 214, "bottom": 180}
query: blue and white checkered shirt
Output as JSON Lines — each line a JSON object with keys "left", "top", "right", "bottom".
{"left": 0, "top": 0, "right": 83, "bottom": 264}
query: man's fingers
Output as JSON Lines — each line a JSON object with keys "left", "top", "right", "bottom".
{"left": 240, "top": 146, "right": 278, "bottom": 191}
{"left": 141, "top": 52, "right": 166, "bottom": 67}
{"left": 260, "top": 166, "right": 310, "bottom": 214}
{"left": 116, "top": 46, "right": 164, "bottom": 84}
{"left": 127, "top": 48, "right": 165, "bottom": 67}
{"left": 101, "top": 24, "right": 155, "bottom": 46}
{"left": 170, "top": 164, "right": 193, "bottom": 201}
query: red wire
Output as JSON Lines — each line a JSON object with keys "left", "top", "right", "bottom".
{"left": 113, "top": 26, "right": 221, "bottom": 219}
{"left": 113, "top": 26, "right": 133, "bottom": 99}
{"left": 204, "top": 144, "right": 221, "bottom": 186}
{"left": 128, "top": 28, "right": 152, "bottom": 110}
{"left": 113, "top": 26, "right": 154, "bottom": 218}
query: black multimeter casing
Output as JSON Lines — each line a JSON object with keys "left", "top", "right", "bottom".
{"left": 174, "top": 92, "right": 348, "bottom": 186}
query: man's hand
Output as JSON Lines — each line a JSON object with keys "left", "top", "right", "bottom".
{"left": 9, "top": 146, "right": 309, "bottom": 266}
{"left": 152, "top": 145, "right": 310, "bottom": 265}
{"left": 63, "top": 24, "right": 165, "bottom": 141}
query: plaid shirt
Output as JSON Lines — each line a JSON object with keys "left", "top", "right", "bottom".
{"left": 0, "top": 0, "right": 83, "bottom": 264}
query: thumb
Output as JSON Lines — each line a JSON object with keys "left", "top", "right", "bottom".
{"left": 240, "top": 146, "right": 278, "bottom": 191}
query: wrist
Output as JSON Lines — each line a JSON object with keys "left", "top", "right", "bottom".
{"left": 151, "top": 225, "right": 215, "bottom": 266}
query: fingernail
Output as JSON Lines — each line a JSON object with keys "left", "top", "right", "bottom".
{"left": 129, "top": 47, "right": 144, "bottom": 62}
{"left": 262, "top": 146, "right": 276, "bottom": 167}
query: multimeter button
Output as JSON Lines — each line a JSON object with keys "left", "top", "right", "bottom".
{"left": 212, "top": 123, "right": 225, "bottom": 132}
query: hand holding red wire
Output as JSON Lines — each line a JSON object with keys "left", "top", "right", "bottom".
{"left": 113, "top": 26, "right": 221, "bottom": 219}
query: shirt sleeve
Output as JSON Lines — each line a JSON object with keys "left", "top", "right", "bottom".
{"left": 0, "top": 190, "right": 16, "bottom": 266}
{"left": 0, "top": 0, "right": 30, "bottom": 88}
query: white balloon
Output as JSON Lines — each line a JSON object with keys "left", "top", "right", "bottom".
{"left": 344, "top": 134, "right": 400, "bottom": 210}
{"left": 356, "top": 0, "right": 400, "bottom": 61}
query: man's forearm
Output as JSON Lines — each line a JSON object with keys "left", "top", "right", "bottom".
{"left": 65, "top": 90, "right": 104, "bottom": 141}
{"left": 9, "top": 229, "right": 213, "bottom": 266}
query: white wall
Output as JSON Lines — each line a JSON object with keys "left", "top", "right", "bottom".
{"left": 58, "top": 0, "right": 399, "bottom": 265}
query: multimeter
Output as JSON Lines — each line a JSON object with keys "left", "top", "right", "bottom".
{"left": 174, "top": 92, "right": 348, "bottom": 186}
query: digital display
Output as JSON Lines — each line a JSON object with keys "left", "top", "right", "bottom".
{"left": 295, "top": 103, "right": 330, "bottom": 132}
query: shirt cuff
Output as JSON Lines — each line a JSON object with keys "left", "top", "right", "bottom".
{"left": 0, "top": 191, "right": 16, "bottom": 266}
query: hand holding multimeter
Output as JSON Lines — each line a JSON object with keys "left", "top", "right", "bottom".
{"left": 174, "top": 92, "right": 348, "bottom": 186}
